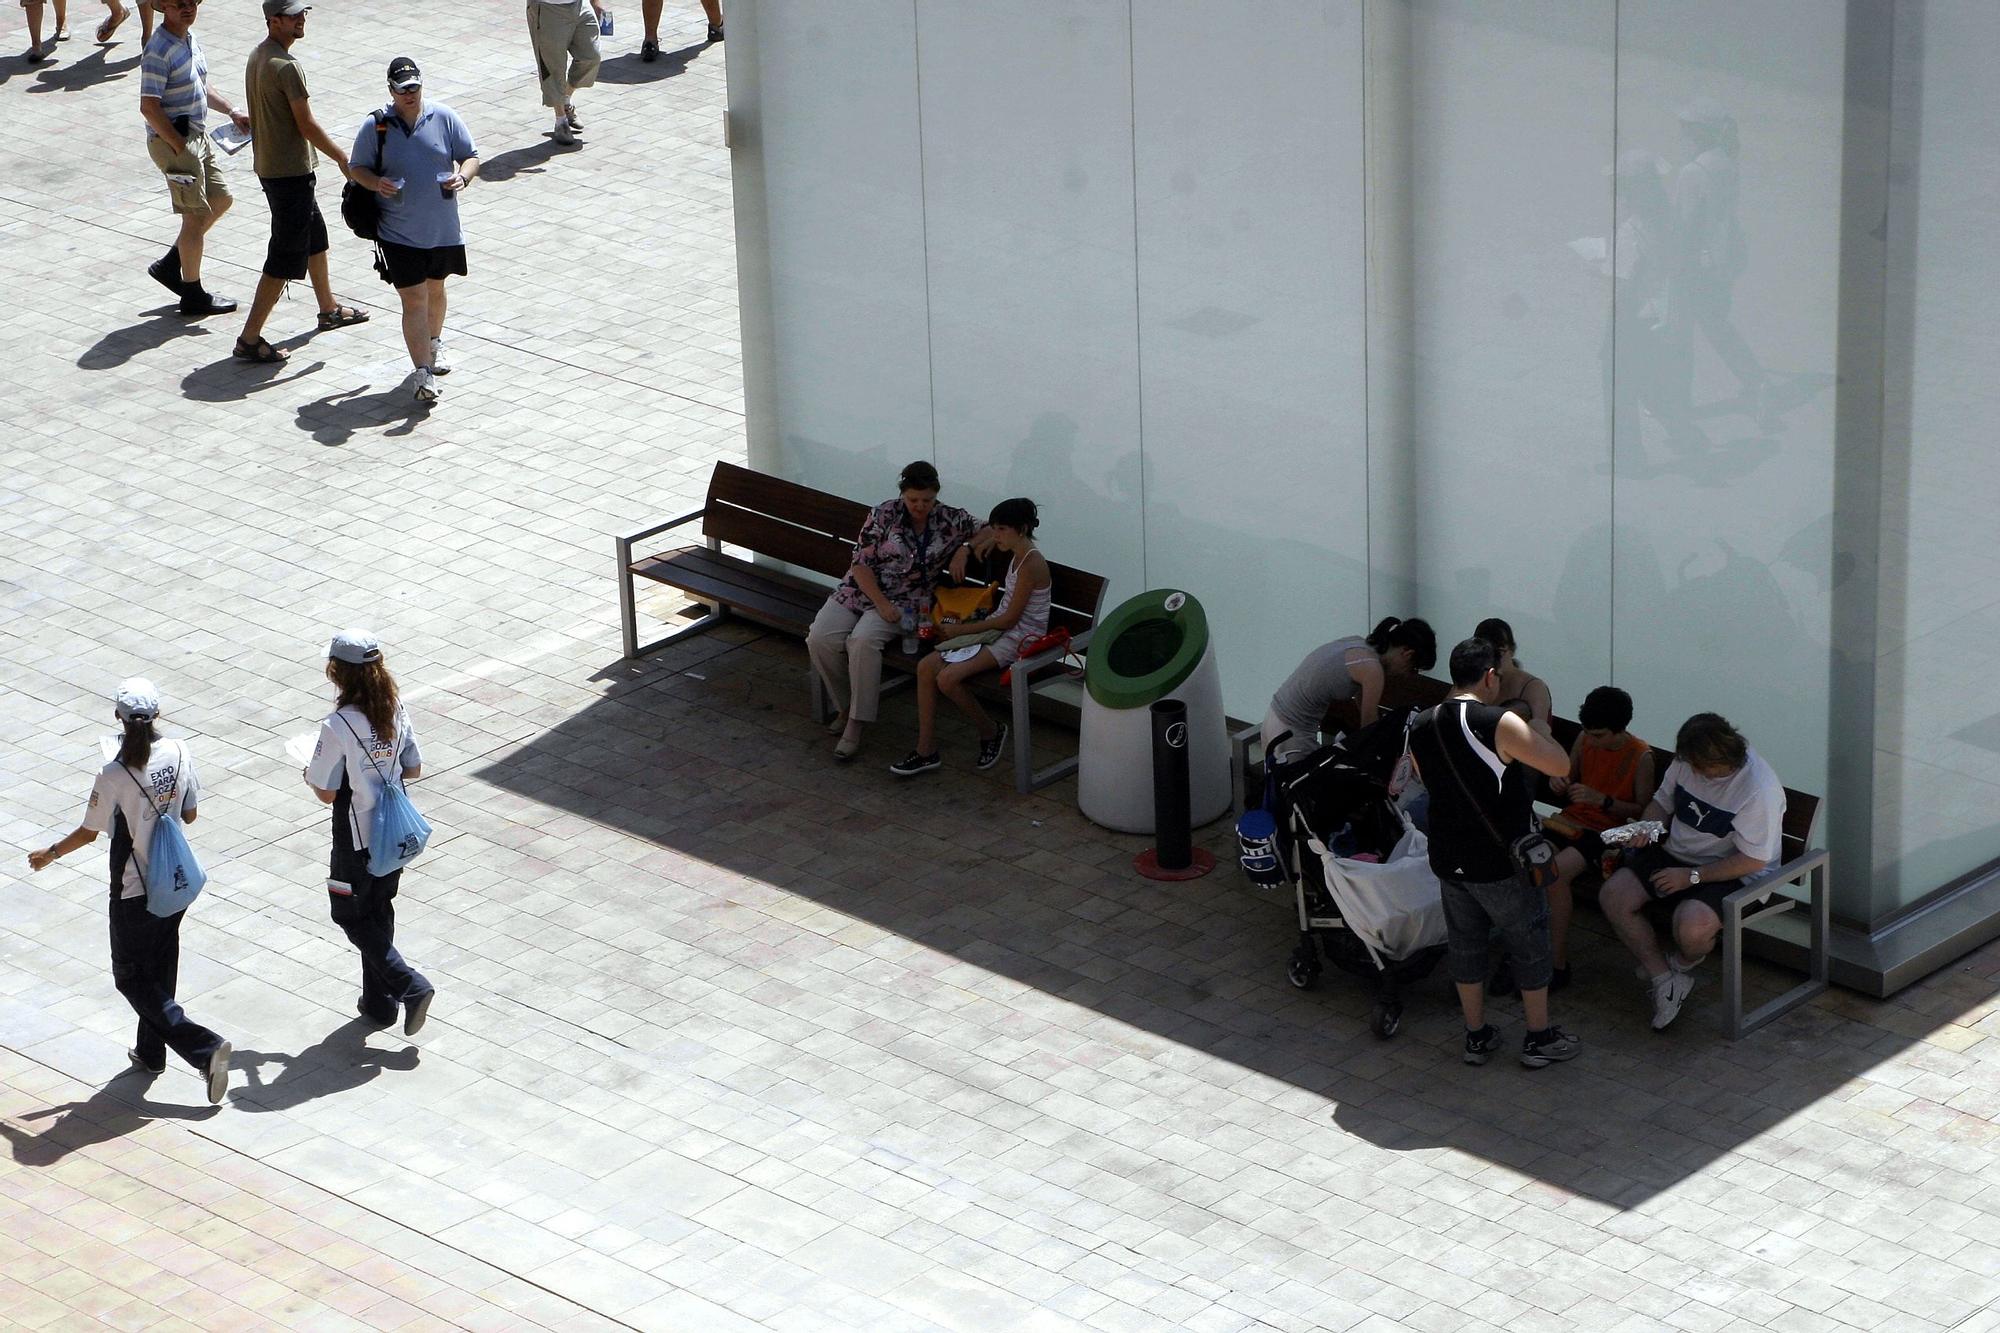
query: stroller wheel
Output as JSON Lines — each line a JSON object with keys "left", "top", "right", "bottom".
{"left": 1370, "top": 1000, "right": 1402, "bottom": 1040}
{"left": 1286, "top": 941, "right": 1322, "bottom": 990}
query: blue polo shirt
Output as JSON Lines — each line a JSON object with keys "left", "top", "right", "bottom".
{"left": 351, "top": 102, "right": 479, "bottom": 250}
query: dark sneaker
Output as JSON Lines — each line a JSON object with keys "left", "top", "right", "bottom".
{"left": 1463, "top": 1024, "right": 1502, "bottom": 1066}
{"left": 641, "top": 38, "right": 658, "bottom": 61}
{"left": 205, "top": 1041, "right": 232, "bottom": 1106}
{"left": 1520, "top": 1026, "right": 1581, "bottom": 1068}
{"left": 147, "top": 252, "right": 185, "bottom": 297}
{"left": 975, "top": 723, "right": 1009, "bottom": 771}
{"left": 179, "top": 289, "right": 237, "bottom": 317}
{"left": 128, "top": 1048, "right": 165, "bottom": 1076}
{"left": 888, "top": 750, "right": 941, "bottom": 778}
{"left": 707, "top": 24, "right": 724, "bottom": 42}
{"left": 403, "top": 990, "right": 435, "bottom": 1037}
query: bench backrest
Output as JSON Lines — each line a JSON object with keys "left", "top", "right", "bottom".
{"left": 1321, "top": 671, "right": 1450, "bottom": 739}
{"left": 701, "top": 461, "right": 871, "bottom": 580}
{"left": 701, "top": 461, "right": 1110, "bottom": 632}
{"left": 1546, "top": 714, "right": 1819, "bottom": 863}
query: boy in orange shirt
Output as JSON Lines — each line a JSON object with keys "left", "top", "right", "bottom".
{"left": 1543, "top": 686, "right": 1656, "bottom": 989}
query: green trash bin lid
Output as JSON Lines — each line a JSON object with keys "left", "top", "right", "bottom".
{"left": 1085, "top": 589, "right": 1210, "bottom": 709}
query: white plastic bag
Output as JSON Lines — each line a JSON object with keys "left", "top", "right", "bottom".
{"left": 1315, "top": 820, "right": 1447, "bottom": 964}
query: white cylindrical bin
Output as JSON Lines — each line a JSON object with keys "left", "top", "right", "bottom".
{"left": 1078, "top": 589, "right": 1230, "bottom": 834}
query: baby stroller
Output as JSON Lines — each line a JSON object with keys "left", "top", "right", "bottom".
{"left": 1251, "top": 722, "right": 1447, "bottom": 1039}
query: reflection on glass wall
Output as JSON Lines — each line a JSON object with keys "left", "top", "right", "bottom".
{"left": 736, "top": 0, "right": 2000, "bottom": 930}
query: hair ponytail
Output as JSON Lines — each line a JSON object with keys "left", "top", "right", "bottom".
{"left": 327, "top": 657, "right": 401, "bottom": 741}
{"left": 1367, "top": 615, "right": 1438, "bottom": 672}
{"left": 117, "top": 716, "right": 157, "bottom": 771}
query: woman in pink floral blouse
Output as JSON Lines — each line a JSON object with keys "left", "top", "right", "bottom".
{"left": 808, "top": 461, "right": 982, "bottom": 760}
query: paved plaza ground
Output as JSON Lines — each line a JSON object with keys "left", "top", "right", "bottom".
{"left": 6, "top": 4, "right": 2000, "bottom": 1331}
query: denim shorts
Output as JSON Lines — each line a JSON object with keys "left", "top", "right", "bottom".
{"left": 1440, "top": 870, "right": 1553, "bottom": 992}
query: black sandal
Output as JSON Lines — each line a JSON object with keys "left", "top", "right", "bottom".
{"left": 316, "top": 304, "right": 371, "bottom": 330}
{"left": 232, "top": 336, "right": 288, "bottom": 364}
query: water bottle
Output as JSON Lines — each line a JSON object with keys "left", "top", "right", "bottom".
{"left": 599, "top": 6, "right": 613, "bottom": 36}
{"left": 899, "top": 608, "right": 919, "bottom": 656}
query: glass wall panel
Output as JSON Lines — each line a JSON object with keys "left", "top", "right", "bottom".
{"left": 1610, "top": 3, "right": 1844, "bottom": 792}
{"left": 1131, "top": 2, "right": 1369, "bottom": 710}
{"left": 913, "top": 0, "right": 1145, "bottom": 602}
{"left": 1404, "top": 2, "right": 1615, "bottom": 720}
{"left": 1873, "top": 1, "right": 2000, "bottom": 912}
{"left": 747, "top": 1, "right": 932, "bottom": 503}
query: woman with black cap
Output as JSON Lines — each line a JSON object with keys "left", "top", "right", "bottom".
{"left": 303, "top": 630, "right": 435, "bottom": 1036}
{"left": 25, "top": 678, "right": 233, "bottom": 1106}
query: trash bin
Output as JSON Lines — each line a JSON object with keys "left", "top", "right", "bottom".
{"left": 1078, "top": 589, "right": 1230, "bottom": 834}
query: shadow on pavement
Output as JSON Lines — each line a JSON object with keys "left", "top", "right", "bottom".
{"left": 294, "top": 381, "right": 427, "bottom": 446}
{"left": 473, "top": 630, "right": 1971, "bottom": 1209}
{"left": 480, "top": 139, "right": 573, "bottom": 183}
{"left": 181, "top": 341, "right": 322, "bottom": 403}
{"left": 231, "top": 1018, "right": 419, "bottom": 1113}
{"left": 1, "top": 1068, "right": 217, "bottom": 1166}
{"left": 29, "top": 48, "right": 139, "bottom": 92}
{"left": 77, "top": 309, "right": 210, "bottom": 370}
{"left": 595, "top": 39, "right": 707, "bottom": 84}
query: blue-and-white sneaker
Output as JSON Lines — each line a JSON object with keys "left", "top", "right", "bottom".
{"left": 975, "top": 723, "right": 1009, "bottom": 771}
{"left": 888, "top": 750, "right": 940, "bottom": 778}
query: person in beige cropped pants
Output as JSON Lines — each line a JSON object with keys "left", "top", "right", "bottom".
{"left": 527, "top": 0, "right": 601, "bottom": 146}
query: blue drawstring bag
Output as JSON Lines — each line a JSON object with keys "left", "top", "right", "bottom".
{"left": 341, "top": 714, "right": 431, "bottom": 876}
{"left": 125, "top": 744, "right": 207, "bottom": 918}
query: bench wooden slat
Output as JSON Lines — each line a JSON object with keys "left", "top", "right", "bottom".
{"left": 704, "top": 502, "right": 858, "bottom": 579}
{"left": 708, "top": 461, "right": 872, "bottom": 540}
{"left": 631, "top": 547, "right": 826, "bottom": 633}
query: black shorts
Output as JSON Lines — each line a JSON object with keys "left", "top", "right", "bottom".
{"left": 1624, "top": 844, "right": 1742, "bottom": 928}
{"left": 260, "top": 173, "right": 329, "bottom": 280}
{"left": 1547, "top": 824, "right": 1608, "bottom": 865}
{"left": 379, "top": 240, "right": 468, "bottom": 289}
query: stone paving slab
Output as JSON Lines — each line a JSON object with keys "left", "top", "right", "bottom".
{"left": 7, "top": 2, "right": 2000, "bottom": 1331}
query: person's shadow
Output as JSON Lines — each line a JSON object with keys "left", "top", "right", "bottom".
{"left": 29, "top": 48, "right": 139, "bottom": 92}
{"left": 294, "top": 382, "right": 428, "bottom": 447}
{"left": 478, "top": 139, "right": 570, "bottom": 183}
{"left": 78, "top": 308, "right": 211, "bottom": 370}
{"left": 180, "top": 339, "right": 322, "bottom": 403}
{"left": 1, "top": 1068, "right": 217, "bottom": 1167}
{"left": 229, "top": 1018, "right": 418, "bottom": 1113}
{"left": 595, "top": 39, "right": 707, "bottom": 84}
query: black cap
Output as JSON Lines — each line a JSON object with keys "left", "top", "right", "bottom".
{"left": 387, "top": 56, "right": 422, "bottom": 90}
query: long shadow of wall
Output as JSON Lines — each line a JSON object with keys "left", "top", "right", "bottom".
{"left": 472, "top": 623, "right": 1946, "bottom": 1211}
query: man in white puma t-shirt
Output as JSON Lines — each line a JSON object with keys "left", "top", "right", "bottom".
{"left": 1600, "top": 712, "right": 1786, "bottom": 1031}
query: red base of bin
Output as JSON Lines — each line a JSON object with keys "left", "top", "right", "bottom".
{"left": 1134, "top": 847, "right": 1216, "bottom": 881}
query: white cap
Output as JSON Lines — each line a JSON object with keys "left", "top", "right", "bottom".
{"left": 329, "top": 629, "right": 383, "bottom": 665}
{"left": 114, "top": 678, "right": 162, "bottom": 721}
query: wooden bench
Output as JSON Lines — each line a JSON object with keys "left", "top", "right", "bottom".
{"left": 1539, "top": 714, "right": 1828, "bottom": 1040}
{"left": 1232, "top": 673, "right": 1828, "bottom": 1038}
{"left": 616, "top": 461, "right": 1109, "bottom": 795}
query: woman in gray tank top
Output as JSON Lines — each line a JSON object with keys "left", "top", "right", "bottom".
{"left": 1262, "top": 616, "right": 1436, "bottom": 763}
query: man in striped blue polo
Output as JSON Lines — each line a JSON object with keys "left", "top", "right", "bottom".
{"left": 138, "top": 0, "right": 250, "bottom": 317}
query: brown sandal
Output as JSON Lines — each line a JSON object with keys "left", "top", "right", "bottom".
{"left": 232, "top": 336, "right": 288, "bottom": 364}
{"left": 316, "top": 304, "right": 371, "bottom": 330}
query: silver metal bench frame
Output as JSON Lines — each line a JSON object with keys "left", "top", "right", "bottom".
{"left": 615, "top": 509, "right": 727, "bottom": 660}
{"left": 1721, "top": 848, "right": 1830, "bottom": 1040}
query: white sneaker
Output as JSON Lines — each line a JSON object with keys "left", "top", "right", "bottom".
{"left": 414, "top": 368, "right": 440, "bottom": 402}
{"left": 1650, "top": 969, "right": 1696, "bottom": 1031}
{"left": 429, "top": 337, "right": 450, "bottom": 375}
{"left": 1632, "top": 950, "right": 1701, "bottom": 982}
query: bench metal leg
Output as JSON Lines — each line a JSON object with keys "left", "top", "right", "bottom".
{"left": 1724, "top": 859, "right": 1831, "bottom": 1040}
{"left": 1011, "top": 672, "right": 1034, "bottom": 794}
{"left": 616, "top": 534, "right": 728, "bottom": 660}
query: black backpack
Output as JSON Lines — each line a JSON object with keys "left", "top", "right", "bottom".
{"left": 338, "top": 111, "right": 391, "bottom": 240}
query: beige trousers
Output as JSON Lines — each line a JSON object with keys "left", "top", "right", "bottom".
{"left": 528, "top": 0, "right": 601, "bottom": 109}
{"left": 807, "top": 598, "right": 901, "bottom": 724}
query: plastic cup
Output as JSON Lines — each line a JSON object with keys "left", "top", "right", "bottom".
{"left": 386, "top": 177, "right": 405, "bottom": 197}
{"left": 437, "top": 170, "right": 456, "bottom": 197}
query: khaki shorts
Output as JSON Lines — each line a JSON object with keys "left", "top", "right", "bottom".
{"left": 147, "top": 132, "right": 229, "bottom": 215}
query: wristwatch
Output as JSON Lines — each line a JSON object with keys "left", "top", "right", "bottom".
{"left": 1689, "top": 869, "right": 1702, "bottom": 886}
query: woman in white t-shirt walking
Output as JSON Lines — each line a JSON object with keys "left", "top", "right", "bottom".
{"left": 303, "top": 631, "right": 435, "bottom": 1036}
{"left": 25, "top": 679, "right": 232, "bottom": 1105}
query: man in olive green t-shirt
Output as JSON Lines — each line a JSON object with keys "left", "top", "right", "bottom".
{"left": 234, "top": 0, "right": 371, "bottom": 365}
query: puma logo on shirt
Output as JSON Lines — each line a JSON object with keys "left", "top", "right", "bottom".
{"left": 1674, "top": 788, "right": 1735, "bottom": 837}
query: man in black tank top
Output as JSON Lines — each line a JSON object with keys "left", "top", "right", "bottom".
{"left": 1408, "top": 639, "right": 1580, "bottom": 1068}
